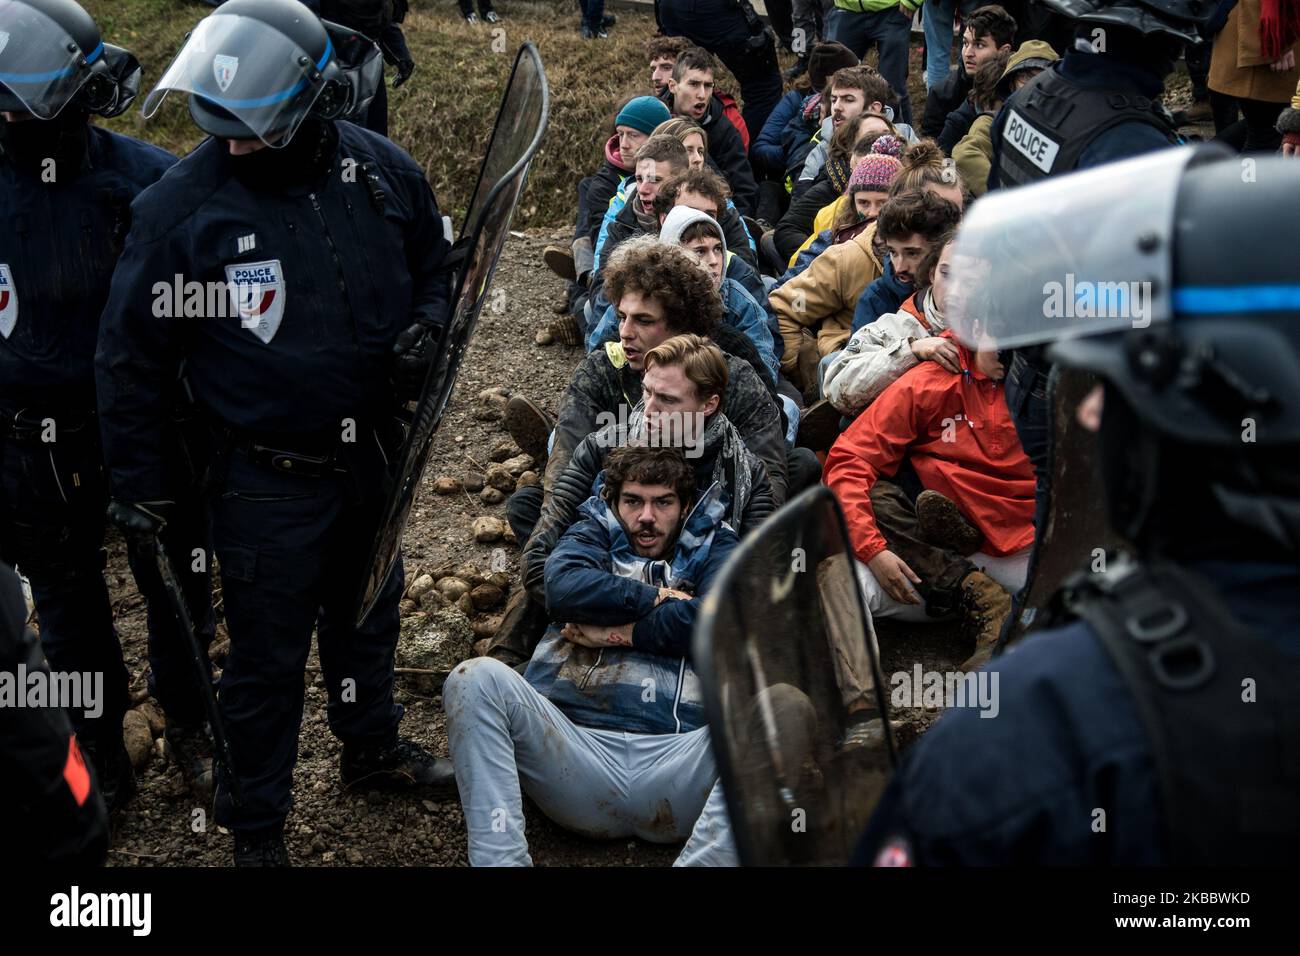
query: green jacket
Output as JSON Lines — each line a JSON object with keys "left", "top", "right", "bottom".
{"left": 833, "top": 0, "right": 925, "bottom": 14}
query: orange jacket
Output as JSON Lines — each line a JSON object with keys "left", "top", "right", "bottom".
{"left": 824, "top": 336, "right": 1035, "bottom": 564}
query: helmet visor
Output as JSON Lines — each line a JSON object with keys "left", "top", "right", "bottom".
{"left": 945, "top": 146, "right": 1195, "bottom": 351}
{"left": 143, "top": 13, "right": 332, "bottom": 146}
{"left": 0, "top": 0, "right": 100, "bottom": 119}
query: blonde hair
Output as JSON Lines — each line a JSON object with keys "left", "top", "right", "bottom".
{"left": 643, "top": 334, "right": 729, "bottom": 402}
{"left": 652, "top": 117, "right": 709, "bottom": 154}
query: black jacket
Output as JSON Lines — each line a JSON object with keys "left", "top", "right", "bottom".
{"left": 921, "top": 66, "right": 971, "bottom": 141}
{"left": 660, "top": 90, "right": 759, "bottom": 218}
{"left": 521, "top": 412, "right": 775, "bottom": 601}
{"left": 774, "top": 173, "right": 839, "bottom": 265}
{"left": 938, "top": 98, "right": 978, "bottom": 155}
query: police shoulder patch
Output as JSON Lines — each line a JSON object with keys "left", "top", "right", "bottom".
{"left": 0, "top": 264, "right": 17, "bottom": 340}
{"left": 225, "top": 259, "right": 285, "bottom": 345}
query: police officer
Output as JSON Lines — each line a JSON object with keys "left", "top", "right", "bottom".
{"left": 854, "top": 150, "right": 1300, "bottom": 865}
{"left": 985, "top": 0, "right": 1217, "bottom": 650}
{"left": 95, "top": 0, "right": 455, "bottom": 866}
{"left": 0, "top": 0, "right": 221, "bottom": 812}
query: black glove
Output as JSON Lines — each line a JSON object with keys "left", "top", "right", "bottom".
{"left": 107, "top": 500, "right": 174, "bottom": 543}
{"left": 392, "top": 321, "right": 443, "bottom": 401}
{"left": 379, "top": 25, "right": 415, "bottom": 88}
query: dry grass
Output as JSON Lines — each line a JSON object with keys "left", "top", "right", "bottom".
{"left": 82, "top": 0, "right": 764, "bottom": 228}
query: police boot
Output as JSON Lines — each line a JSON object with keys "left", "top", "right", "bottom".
{"left": 957, "top": 571, "right": 1012, "bottom": 673}
{"left": 340, "top": 736, "right": 457, "bottom": 797}
{"left": 916, "top": 490, "right": 984, "bottom": 556}
{"left": 233, "top": 827, "right": 290, "bottom": 867}
{"left": 83, "top": 734, "right": 137, "bottom": 814}
{"left": 504, "top": 395, "right": 554, "bottom": 462}
{"left": 164, "top": 719, "right": 215, "bottom": 804}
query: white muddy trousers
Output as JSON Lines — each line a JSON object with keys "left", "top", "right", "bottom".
{"left": 442, "top": 656, "right": 729, "bottom": 866}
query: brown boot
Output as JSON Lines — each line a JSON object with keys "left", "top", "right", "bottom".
{"left": 957, "top": 570, "right": 1011, "bottom": 672}
{"left": 542, "top": 244, "right": 577, "bottom": 281}
{"left": 484, "top": 588, "right": 549, "bottom": 667}
{"left": 916, "top": 490, "right": 984, "bottom": 555}
{"left": 547, "top": 313, "right": 583, "bottom": 347}
{"left": 797, "top": 398, "right": 842, "bottom": 452}
{"left": 504, "top": 395, "right": 554, "bottom": 462}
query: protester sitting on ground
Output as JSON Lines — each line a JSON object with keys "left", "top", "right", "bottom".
{"left": 646, "top": 162, "right": 759, "bottom": 269}
{"left": 772, "top": 114, "right": 873, "bottom": 266}
{"left": 753, "top": 41, "right": 860, "bottom": 184}
{"left": 504, "top": 239, "right": 788, "bottom": 549}
{"left": 646, "top": 34, "right": 750, "bottom": 149}
{"left": 777, "top": 130, "right": 904, "bottom": 267}
{"left": 824, "top": 231, "right": 958, "bottom": 417}
{"left": 442, "top": 445, "right": 738, "bottom": 866}
{"left": 922, "top": 5, "right": 1017, "bottom": 146}
{"left": 795, "top": 68, "right": 918, "bottom": 197}
{"left": 659, "top": 46, "right": 759, "bottom": 217}
{"left": 652, "top": 116, "right": 710, "bottom": 171}
{"left": 824, "top": 313, "right": 1035, "bottom": 673}
{"left": 589, "top": 135, "right": 690, "bottom": 303}
{"left": 542, "top": 94, "right": 672, "bottom": 340}
{"left": 586, "top": 208, "right": 780, "bottom": 384}
{"left": 952, "top": 52, "right": 1012, "bottom": 198}
{"left": 521, "top": 336, "right": 776, "bottom": 603}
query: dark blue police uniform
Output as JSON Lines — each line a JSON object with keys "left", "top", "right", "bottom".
{"left": 95, "top": 118, "right": 451, "bottom": 831}
{"left": 856, "top": 561, "right": 1300, "bottom": 864}
{"left": 0, "top": 122, "right": 187, "bottom": 748}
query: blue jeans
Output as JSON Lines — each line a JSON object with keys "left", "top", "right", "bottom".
{"left": 825, "top": 6, "right": 914, "bottom": 126}
{"left": 922, "top": 0, "right": 981, "bottom": 89}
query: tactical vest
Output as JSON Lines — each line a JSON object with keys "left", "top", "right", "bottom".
{"left": 1046, "top": 556, "right": 1300, "bottom": 864}
{"left": 996, "top": 65, "right": 1179, "bottom": 188}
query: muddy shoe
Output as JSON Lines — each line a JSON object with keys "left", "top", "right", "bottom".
{"left": 542, "top": 244, "right": 577, "bottom": 281}
{"left": 83, "top": 734, "right": 137, "bottom": 814}
{"left": 916, "top": 489, "right": 984, "bottom": 555}
{"left": 548, "top": 313, "right": 583, "bottom": 347}
{"left": 340, "top": 737, "right": 457, "bottom": 798}
{"left": 797, "top": 398, "right": 842, "bottom": 452}
{"left": 485, "top": 588, "right": 548, "bottom": 666}
{"left": 165, "top": 719, "right": 215, "bottom": 804}
{"left": 504, "top": 395, "right": 554, "bottom": 462}
{"left": 957, "top": 570, "right": 1012, "bottom": 673}
{"left": 234, "top": 827, "right": 290, "bottom": 867}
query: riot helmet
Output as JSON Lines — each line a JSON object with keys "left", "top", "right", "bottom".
{"left": 142, "top": 0, "right": 382, "bottom": 148}
{"left": 1038, "top": 0, "right": 1215, "bottom": 44}
{"left": 0, "top": 0, "right": 142, "bottom": 119}
{"left": 947, "top": 147, "right": 1300, "bottom": 555}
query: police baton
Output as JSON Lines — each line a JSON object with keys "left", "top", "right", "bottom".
{"left": 151, "top": 535, "right": 244, "bottom": 809}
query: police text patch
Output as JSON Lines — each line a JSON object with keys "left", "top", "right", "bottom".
{"left": 225, "top": 259, "right": 285, "bottom": 344}
{"left": 1004, "top": 109, "right": 1060, "bottom": 174}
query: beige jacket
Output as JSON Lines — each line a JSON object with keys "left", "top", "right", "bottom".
{"left": 1209, "top": 0, "right": 1300, "bottom": 102}
{"left": 770, "top": 221, "right": 883, "bottom": 374}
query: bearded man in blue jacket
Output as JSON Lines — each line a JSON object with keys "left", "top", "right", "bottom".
{"left": 442, "top": 445, "right": 739, "bottom": 866}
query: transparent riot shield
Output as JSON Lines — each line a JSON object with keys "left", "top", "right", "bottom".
{"left": 694, "top": 486, "right": 898, "bottom": 865}
{"left": 355, "top": 44, "right": 548, "bottom": 626}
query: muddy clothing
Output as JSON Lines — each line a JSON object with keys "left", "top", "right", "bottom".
{"left": 0, "top": 561, "right": 108, "bottom": 864}
{"left": 522, "top": 411, "right": 775, "bottom": 602}
{"left": 545, "top": 338, "right": 788, "bottom": 505}
{"left": 581, "top": 135, "right": 633, "bottom": 248}
{"left": 443, "top": 657, "right": 718, "bottom": 866}
{"left": 857, "top": 560, "right": 1300, "bottom": 864}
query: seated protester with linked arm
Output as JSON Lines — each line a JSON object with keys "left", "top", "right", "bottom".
{"left": 922, "top": 4, "right": 1016, "bottom": 148}
{"left": 823, "top": 312, "right": 1034, "bottom": 674}
{"left": 442, "top": 445, "right": 739, "bottom": 866}
{"left": 645, "top": 155, "right": 759, "bottom": 268}
{"left": 544, "top": 94, "right": 672, "bottom": 344}
{"left": 588, "top": 207, "right": 781, "bottom": 385}
{"left": 522, "top": 335, "right": 774, "bottom": 603}
{"left": 754, "top": 41, "right": 861, "bottom": 185}
{"left": 953, "top": 40, "right": 1058, "bottom": 198}
{"left": 825, "top": 231, "right": 959, "bottom": 417}
{"left": 848, "top": 143, "right": 968, "bottom": 338}
{"left": 795, "top": 67, "right": 918, "bottom": 200}
{"left": 523, "top": 239, "right": 788, "bottom": 541}
{"left": 776, "top": 128, "right": 904, "bottom": 268}
{"left": 646, "top": 35, "right": 750, "bottom": 150}
{"left": 660, "top": 46, "right": 759, "bottom": 217}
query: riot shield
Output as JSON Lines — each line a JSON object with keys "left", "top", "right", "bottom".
{"left": 694, "top": 486, "right": 897, "bottom": 866}
{"left": 354, "top": 44, "right": 548, "bottom": 626}
{"left": 999, "top": 366, "right": 1124, "bottom": 648}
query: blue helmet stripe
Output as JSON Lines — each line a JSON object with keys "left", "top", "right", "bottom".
{"left": 0, "top": 41, "right": 101, "bottom": 84}
{"left": 1174, "top": 285, "right": 1300, "bottom": 315}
